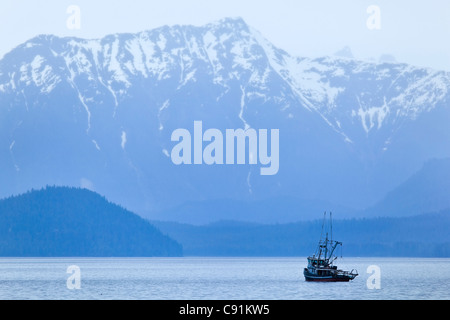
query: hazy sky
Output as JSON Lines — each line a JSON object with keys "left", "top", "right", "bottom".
{"left": 1, "top": 0, "right": 449, "bottom": 70}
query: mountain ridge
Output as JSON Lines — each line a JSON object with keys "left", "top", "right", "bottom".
{"left": 1, "top": 17, "right": 449, "bottom": 222}
{"left": 364, "top": 157, "right": 450, "bottom": 217}
{"left": 2, "top": 17, "right": 448, "bottom": 136}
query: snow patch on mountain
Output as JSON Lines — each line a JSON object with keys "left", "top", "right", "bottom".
{"left": 17, "top": 55, "right": 60, "bottom": 93}
{"left": 158, "top": 100, "right": 170, "bottom": 131}
{"left": 355, "top": 97, "right": 390, "bottom": 133}
{"left": 92, "top": 140, "right": 101, "bottom": 151}
{"left": 121, "top": 131, "right": 127, "bottom": 150}
{"left": 125, "top": 38, "right": 148, "bottom": 77}
{"left": 239, "top": 86, "right": 250, "bottom": 130}
{"left": 108, "top": 37, "right": 132, "bottom": 86}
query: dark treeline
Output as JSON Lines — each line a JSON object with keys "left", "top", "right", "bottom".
{"left": 153, "top": 211, "right": 450, "bottom": 257}
{"left": 1, "top": 186, "right": 449, "bottom": 258}
{"left": 0, "top": 186, "right": 182, "bottom": 257}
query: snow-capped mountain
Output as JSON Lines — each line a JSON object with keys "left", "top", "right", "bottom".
{"left": 1, "top": 17, "right": 449, "bottom": 221}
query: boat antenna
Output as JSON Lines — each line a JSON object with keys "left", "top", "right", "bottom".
{"left": 320, "top": 211, "right": 326, "bottom": 241}
{"left": 330, "top": 211, "right": 333, "bottom": 243}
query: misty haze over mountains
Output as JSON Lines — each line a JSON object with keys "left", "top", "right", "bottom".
{"left": 1, "top": 17, "right": 449, "bottom": 224}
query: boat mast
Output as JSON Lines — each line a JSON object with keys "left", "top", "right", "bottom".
{"left": 317, "top": 212, "right": 326, "bottom": 260}
{"left": 330, "top": 212, "right": 333, "bottom": 244}
{"left": 328, "top": 212, "right": 332, "bottom": 261}
{"left": 316, "top": 212, "right": 341, "bottom": 262}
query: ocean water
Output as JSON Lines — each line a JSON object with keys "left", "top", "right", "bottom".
{"left": 0, "top": 257, "right": 448, "bottom": 300}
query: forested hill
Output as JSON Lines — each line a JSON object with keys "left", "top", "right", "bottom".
{"left": 0, "top": 187, "right": 182, "bottom": 257}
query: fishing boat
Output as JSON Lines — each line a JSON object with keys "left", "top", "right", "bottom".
{"left": 303, "top": 212, "right": 358, "bottom": 282}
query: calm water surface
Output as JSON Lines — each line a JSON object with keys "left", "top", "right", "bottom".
{"left": 0, "top": 257, "right": 448, "bottom": 300}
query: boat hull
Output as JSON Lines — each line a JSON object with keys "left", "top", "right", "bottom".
{"left": 303, "top": 269, "right": 356, "bottom": 282}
